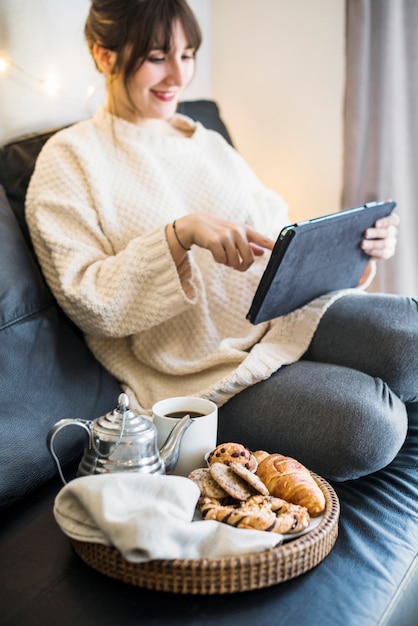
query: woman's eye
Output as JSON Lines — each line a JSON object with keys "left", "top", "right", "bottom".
{"left": 148, "top": 56, "right": 165, "bottom": 64}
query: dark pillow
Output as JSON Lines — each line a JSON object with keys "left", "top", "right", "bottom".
{"left": 0, "top": 126, "right": 64, "bottom": 245}
{"left": 177, "top": 99, "right": 234, "bottom": 145}
{"left": 0, "top": 185, "right": 121, "bottom": 511}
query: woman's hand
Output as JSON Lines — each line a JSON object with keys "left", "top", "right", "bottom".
{"left": 360, "top": 211, "right": 399, "bottom": 261}
{"left": 168, "top": 213, "right": 275, "bottom": 272}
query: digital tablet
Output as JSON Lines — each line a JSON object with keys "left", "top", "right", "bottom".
{"left": 246, "top": 200, "right": 396, "bottom": 324}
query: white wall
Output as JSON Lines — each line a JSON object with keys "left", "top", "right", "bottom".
{"left": 210, "top": 0, "right": 345, "bottom": 222}
{"left": 0, "top": 0, "right": 101, "bottom": 142}
{"left": 185, "top": 0, "right": 212, "bottom": 99}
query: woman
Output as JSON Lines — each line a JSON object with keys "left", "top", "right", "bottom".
{"left": 26, "top": 0, "right": 417, "bottom": 481}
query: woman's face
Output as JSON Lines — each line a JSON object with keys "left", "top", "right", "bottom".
{"left": 108, "top": 20, "right": 196, "bottom": 123}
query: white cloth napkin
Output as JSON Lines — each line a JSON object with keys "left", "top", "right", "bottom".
{"left": 53, "top": 473, "right": 282, "bottom": 562}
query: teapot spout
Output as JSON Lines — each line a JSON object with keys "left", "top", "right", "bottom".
{"left": 159, "top": 414, "right": 193, "bottom": 474}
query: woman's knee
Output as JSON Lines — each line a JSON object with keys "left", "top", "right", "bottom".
{"left": 218, "top": 364, "right": 409, "bottom": 483}
{"left": 314, "top": 380, "right": 408, "bottom": 481}
{"left": 308, "top": 294, "right": 418, "bottom": 403}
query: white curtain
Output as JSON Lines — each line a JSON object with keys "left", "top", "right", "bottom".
{"left": 342, "top": 0, "right": 418, "bottom": 296}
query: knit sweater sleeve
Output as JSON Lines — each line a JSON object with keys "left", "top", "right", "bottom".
{"left": 25, "top": 129, "right": 197, "bottom": 338}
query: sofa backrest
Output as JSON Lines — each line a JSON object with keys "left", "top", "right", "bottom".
{"left": 0, "top": 100, "right": 233, "bottom": 511}
{"left": 0, "top": 184, "right": 122, "bottom": 511}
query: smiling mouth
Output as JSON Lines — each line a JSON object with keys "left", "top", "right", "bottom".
{"left": 152, "top": 90, "right": 177, "bottom": 102}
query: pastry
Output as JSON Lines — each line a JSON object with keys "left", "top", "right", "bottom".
{"left": 198, "top": 496, "right": 279, "bottom": 532}
{"left": 189, "top": 460, "right": 269, "bottom": 499}
{"left": 265, "top": 496, "right": 311, "bottom": 533}
{"left": 241, "top": 494, "right": 310, "bottom": 534}
{"left": 188, "top": 467, "right": 229, "bottom": 498}
{"left": 256, "top": 453, "right": 325, "bottom": 516}
{"left": 187, "top": 468, "right": 209, "bottom": 493}
{"left": 253, "top": 450, "right": 270, "bottom": 464}
{"left": 209, "top": 462, "right": 254, "bottom": 500}
{"left": 206, "top": 442, "right": 257, "bottom": 471}
{"left": 201, "top": 471, "right": 230, "bottom": 498}
{"left": 198, "top": 494, "right": 310, "bottom": 534}
{"left": 229, "top": 462, "right": 269, "bottom": 496}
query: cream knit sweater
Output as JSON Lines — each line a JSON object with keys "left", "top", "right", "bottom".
{"left": 26, "top": 108, "right": 362, "bottom": 413}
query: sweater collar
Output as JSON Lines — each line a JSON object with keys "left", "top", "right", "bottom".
{"left": 93, "top": 107, "right": 198, "bottom": 140}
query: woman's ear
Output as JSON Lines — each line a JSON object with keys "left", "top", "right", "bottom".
{"left": 93, "top": 43, "right": 117, "bottom": 75}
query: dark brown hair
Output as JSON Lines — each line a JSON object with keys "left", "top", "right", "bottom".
{"left": 85, "top": 0, "right": 202, "bottom": 85}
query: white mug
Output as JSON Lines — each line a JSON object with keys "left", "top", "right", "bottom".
{"left": 152, "top": 396, "right": 218, "bottom": 477}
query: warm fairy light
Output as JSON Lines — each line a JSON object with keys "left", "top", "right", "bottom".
{"left": 43, "top": 74, "right": 61, "bottom": 96}
{"left": 0, "top": 56, "right": 10, "bottom": 73}
{"left": 0, "top": 55, "right": 92, "bottom": 104}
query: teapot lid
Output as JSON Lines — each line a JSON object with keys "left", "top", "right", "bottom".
{"left": 95, "top": 392, "right": 153, "bottom": 437}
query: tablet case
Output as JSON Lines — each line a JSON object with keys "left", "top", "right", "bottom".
{"left": 247, "top": 200, "right": 396, "bottom": 324}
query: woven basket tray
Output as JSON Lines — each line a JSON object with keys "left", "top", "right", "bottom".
{"left": 72, "top": 474, "right": 339, "bottom": 595}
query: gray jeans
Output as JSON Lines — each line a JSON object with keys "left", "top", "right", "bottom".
{"left": 218, "top": 294, "right": 418, "bottom": 481}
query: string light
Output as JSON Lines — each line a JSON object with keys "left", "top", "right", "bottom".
{"left": 0, "top": 54, "right": 98, "bottom": 103}
{"left": 0, "top": 56, "right": 10, "bottom": 73}
{"left": 43, "top": 75, "right": 61, "bottom": 96}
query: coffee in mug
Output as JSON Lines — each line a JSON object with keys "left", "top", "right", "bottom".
{"left": 165, "top": 410, "right": 205, "bottom": 419}
{"left": 152, "top": 397, "right": 218, "bottom": 477}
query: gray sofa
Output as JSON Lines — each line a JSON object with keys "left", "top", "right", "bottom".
{"left": 1, "top": 100, "right": 417, "bottom": 626}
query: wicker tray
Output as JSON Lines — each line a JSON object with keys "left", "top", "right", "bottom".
{"left": 72, "top": 473, "right": 339, "bottom": 595}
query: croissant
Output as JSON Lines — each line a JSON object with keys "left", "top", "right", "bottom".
{"left": 253, "top": 449, "right": 270, "bottom": 464}
{"left": 255, "top": 453, "right": 325, "bottom": 517}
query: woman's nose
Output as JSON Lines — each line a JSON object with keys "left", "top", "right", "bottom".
{"left": 166, "top": 60, "right": 185, "bottom": 86}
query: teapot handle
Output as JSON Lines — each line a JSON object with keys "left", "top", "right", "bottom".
{"left": 47, "top": 418, "right": 91, "bottom": 485}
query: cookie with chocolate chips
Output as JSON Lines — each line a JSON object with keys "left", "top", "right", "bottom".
{"left": 206, "top": 442, "right": 257, "bottom": 471}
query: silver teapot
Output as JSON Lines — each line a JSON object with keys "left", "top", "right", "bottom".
{"left": 47, "top": 393, "right": 193, "bottom": 484}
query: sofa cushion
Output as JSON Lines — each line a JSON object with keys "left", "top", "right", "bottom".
{"left": 0, "top": 185, "right": 121, "bottom": 511}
